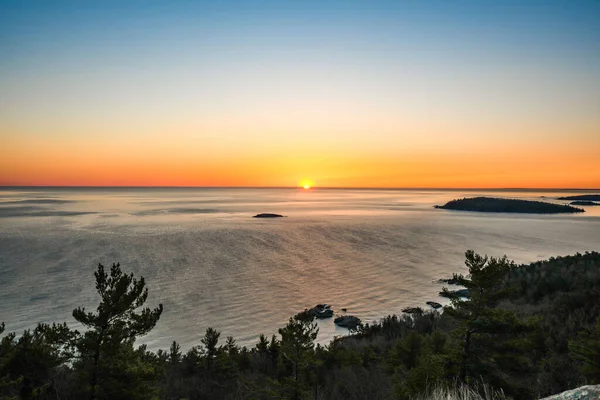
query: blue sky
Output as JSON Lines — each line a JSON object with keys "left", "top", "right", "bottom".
{"left": 1, "top": 1, "right": 599, "bottom": 187}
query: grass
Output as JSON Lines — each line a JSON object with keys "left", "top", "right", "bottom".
{"left": 411, "top": 382, "right": 507, "bottom": 400}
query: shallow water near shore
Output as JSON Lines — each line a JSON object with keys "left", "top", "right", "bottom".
{"left": 1, "top": 187, "right": 599, "bottom": 350}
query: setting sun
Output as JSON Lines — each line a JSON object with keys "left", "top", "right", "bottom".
{"left": 300, "top": 179, "right": 314, "bottom": 189}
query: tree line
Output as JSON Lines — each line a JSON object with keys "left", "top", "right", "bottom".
{"left": 1, "top": 250, "right": 599, "bottom": 399}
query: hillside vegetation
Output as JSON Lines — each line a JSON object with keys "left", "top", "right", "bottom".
{"left": 1, "top": 251, "right": 600, "bottom": 399}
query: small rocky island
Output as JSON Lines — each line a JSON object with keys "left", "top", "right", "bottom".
{"left": 435, "top": 197, "right": 584, "bottom": 214}
{"left": 570, "top": 201, "right": 600, "bottom": 206}
{"left": 306, "top": 304, "right": 334, "bottom": 319}
{"left": 558, "top": 194, "right": 600, "bottom": 201}
{"left": 402, "top": 307, "right": 424, "bottom": 314}
{"left": 252, "top": 213, "right": 285, "bottom": 218}
{"left": 426, "top": 301, "right": 443, "bottom": 309}
{"left": 440, "top": 288, "right": 470, "bottom": 298}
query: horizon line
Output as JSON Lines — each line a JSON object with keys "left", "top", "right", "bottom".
{"left": 1, "top": 185, "right": 599, "bottom": 191}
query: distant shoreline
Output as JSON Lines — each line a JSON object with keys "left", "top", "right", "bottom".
{"left": 1, "top": 186, "right": 599, "bottom": 191}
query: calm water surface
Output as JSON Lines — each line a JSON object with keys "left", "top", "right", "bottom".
{"left": 1, "top": 188, "right": 599, "bottom": 349}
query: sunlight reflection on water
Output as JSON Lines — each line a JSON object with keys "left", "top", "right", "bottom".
{"left": 0, "top": 188, "right": 599, "bottom": 350}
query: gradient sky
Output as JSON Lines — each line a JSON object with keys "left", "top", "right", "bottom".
{"left": 1, "top": 1, "right": 599, "bottom": 187}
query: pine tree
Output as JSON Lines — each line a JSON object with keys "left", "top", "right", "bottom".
{"left": 278, "top": 316, "right": 319, "bottom": 400}
{"left": 201, "top": 327, "right": 221, "bottom": 371}
{"left": 168, "top": 341, "right": 182, "bottom": 364}
{"left": 225, "top": 336, "right": 238, "bottom": 356}
{"left": 72, "top": 262, "right": 163, "bottom": 400}
{"left": 570, "top": 317, "right": 600, "bottom": 382}
{"left": 443, "top": 250, "right": 531, "bottom": 391}
{"left": 0, "top": 322, "right": 77, "bottom": 399}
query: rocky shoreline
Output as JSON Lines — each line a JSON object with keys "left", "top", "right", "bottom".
{"left": 296, "top": 304, "right": 363, "bottom": 331}
{"left": 299, "top": 277, "right": 459, "bottom": 332}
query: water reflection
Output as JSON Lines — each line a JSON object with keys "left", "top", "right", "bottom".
{"left": 0, "top": 188, "right": 599, "bottom": 350}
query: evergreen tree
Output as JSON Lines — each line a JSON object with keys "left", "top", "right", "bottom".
{"left": 278, "top": 316, "right": 319, "bottom": 399}
{"left": 225, "top": 336, "right": 238, "bottom": 356}
{"left": 269, "top": 334, "right": 280, "bottom": 369}
{"left": 570, "top": 317, "right": 600, "bottom": 382}
{"left": 72, "top": 262, "right": 163, "bottom": 400}
{"left": 443, "top": 251, "right": 532, "bottom": 396}
{"left": 0, "top": 322, "right": 76, "bottom": 399}
{"left": 201, "top": 327, "right": 221, "bottom": 371}
{"left": 168, "top": 341, "right": 182, "bottom": 365}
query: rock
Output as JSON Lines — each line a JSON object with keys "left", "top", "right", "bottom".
{"left": 437, "top": 277, "right": 461, "bottom": 285}
{"left": 402, "top": 307, "right": 424, "bottom": 314}
{"left": 341, "top": 308, "right": 347, "bottom": 312}
{"left": 295, "top": 309, "right": 314, "bottom": 322}
{"left": 439, "top": 288, "right": 470, "bottom": 298}
{"left": 426, "top": 301, "right": 443, "bottom": 309}
{"left": 539, "top": 385, "right": 600, "bottom": 400}
{"left": 253, "top": 213, "right": 285, "bottom": 218}
{"left": 315, "top": 308, "right": 333, "bottom": 319}
{"left": 334, "top": 315, "right": 362, "bottom": 330}
{"left": 306, "top": 304, "right": 333, "bottom": 319}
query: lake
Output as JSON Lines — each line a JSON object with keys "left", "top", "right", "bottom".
{"left": 1, "top": 187, "right": 599, "bottom": 350}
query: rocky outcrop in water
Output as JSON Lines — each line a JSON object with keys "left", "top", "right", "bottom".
{"left": 296, "top": 304, "right": 335, "bottom": 321}
{"left": 437, "top": 277, "right": 461, "bottom": 285}
{"left": 426, "top": 301, "right": 443, "bottom": 309}
{"left": 402, "top": 307, "right": 424, "bottom": 314}
{"left": 309, "top": 304, "right": 334, "bottom": 319}
{"left": 334, "top": 315, "right": 362, "bottom": 330}
{"left": 252, "top": 213, "right": 285, "bottom": 218}
{"left": 439, "top": 288, "right": 470, "bottom": 298}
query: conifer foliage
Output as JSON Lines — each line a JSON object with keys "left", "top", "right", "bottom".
{"left": 278, "top": 316, "right": 320, "bottom": 399}
{"left": 570, "top": 318, "right": 600, "bottom": 382}
{"left": 1, "top": 252, "right": 600, "bottom": 399}
{"left": 443, "top": 251, "right": 532, "bottom": 392}
{"left": 73, "top": 263, "right": 163, "bottom": 399}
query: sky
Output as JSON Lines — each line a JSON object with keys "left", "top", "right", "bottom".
{"left": 1, "top": 1, "right": 599, "bottom": 188}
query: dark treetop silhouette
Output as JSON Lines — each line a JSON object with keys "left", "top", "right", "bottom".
{"left": 1, "top": 252, "right": 600, "bottom": 399}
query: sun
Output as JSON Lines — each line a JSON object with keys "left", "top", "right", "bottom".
{"left": 300, "top": 179, "right": 314, "bottom": 190}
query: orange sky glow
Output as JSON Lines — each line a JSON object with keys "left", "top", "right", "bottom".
{"left": 2, "top": 132, "right": 598, "bottom": 188}
{"left": 1, "top": 2, "right": 599, "bottom": 188}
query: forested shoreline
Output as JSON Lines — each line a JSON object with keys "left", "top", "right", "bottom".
{"left": 2, "top": 251, "right": 600, "bottom": 400}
